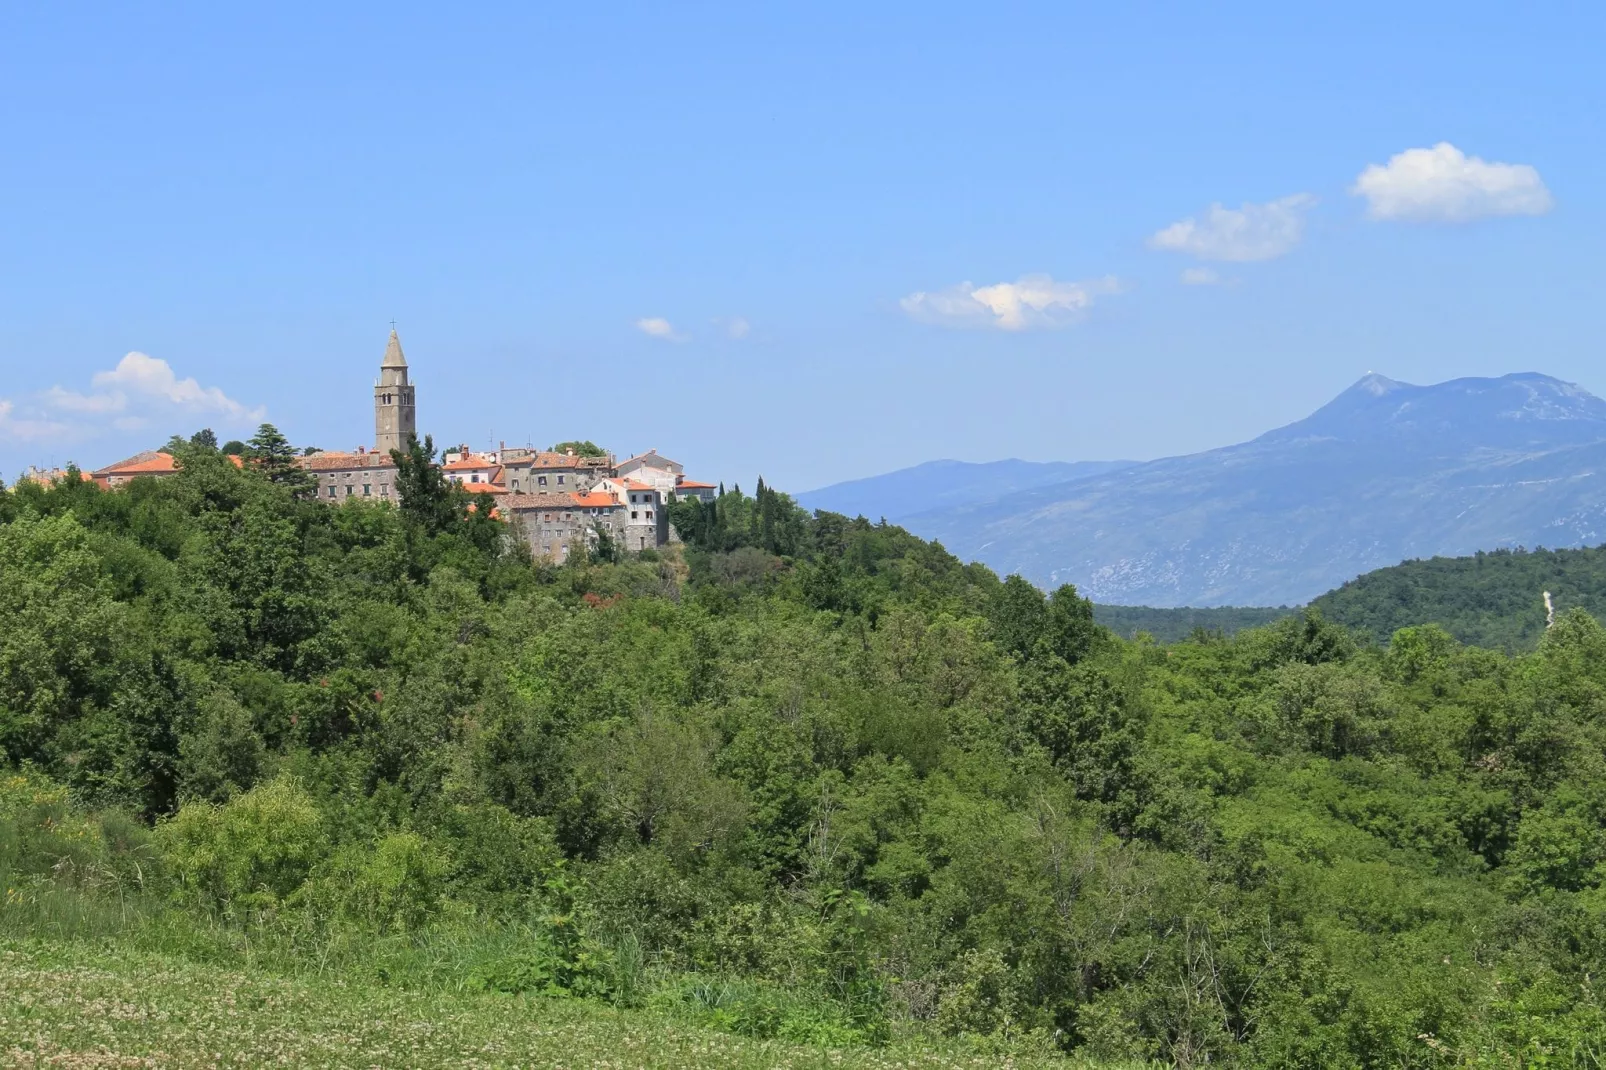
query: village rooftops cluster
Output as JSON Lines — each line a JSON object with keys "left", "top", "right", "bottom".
{"left": 57, "top": 330, "right": 721, "bottom": 564}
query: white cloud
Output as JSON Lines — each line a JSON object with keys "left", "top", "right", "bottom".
{"left": 1351, "top": 142, "right": 1553, "bottom": 222}
{"left": 635, "top": 317, "right": 684, "bottom": 341}
{"left": 1180, "top": 267, "right": 1224, "bottom": 286}
{"left": 726, "top": 317, "right": 750, "bottom": 340}
{"left": 0, "top": 352, "right": 262, "bottom": 444}
{"left": 0, "top": 397, "right": 73, "bottom": 442}
{"left": 42, "top": 386, "right": 124, "bottom": 414}
{"left": 1149, "top": 194, "right": 1316, "bottom": 262}
{"left": 900, "top": 274, "right": 1121, "bottom": 331}
{"left": 91, "top": 352, "right": 260, "bottom": 418}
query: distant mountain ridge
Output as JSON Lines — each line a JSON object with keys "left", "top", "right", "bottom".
{"left": 796, "top": 458, "right": 1136, "bottom": 525}
{"left": 804, "top": 372, "right": 1606, "bottom": 607}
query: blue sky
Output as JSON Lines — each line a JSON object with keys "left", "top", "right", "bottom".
{"left": 2, "top": 2, "right": 1601, "bottom": 490}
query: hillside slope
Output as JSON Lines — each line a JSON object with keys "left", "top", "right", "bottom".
{"left": 797, "top": 458, "right": 1135, "bottom": 525}
{"left": 1312, "top": 543, "right": 1606, "bottom": 650}
{"left": 902, "top": 373, "right": 1606, "bottom": 606}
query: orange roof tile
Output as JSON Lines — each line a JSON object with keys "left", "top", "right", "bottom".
{"left": 297, "top": 451, "right": 397, "bottom": 472}
{"left": 676, "top": 477, "right": 716, "bottom": 489}
{"left": 444, "top": 456, "right": 498, "bottom": 470}
{"left": 569, "top": 491, "right": 617, "bottom": 508}
{"left": 105, "top": 453, "right": 179, "bottom": 475}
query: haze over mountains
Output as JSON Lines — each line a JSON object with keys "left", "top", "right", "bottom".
{"left": 800, "top": 373, "right": 1606, "bottom": 607}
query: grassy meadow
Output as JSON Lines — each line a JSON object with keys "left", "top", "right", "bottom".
{"left": 0, "top": 939, "right": 1118, "bottom": 1070}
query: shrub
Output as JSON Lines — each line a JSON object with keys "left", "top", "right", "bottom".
{"left": 300, "top": 830, "right": 445, "bottom": 935}
{"left": 157, "top": 775, "right": 323, "bottom": 916}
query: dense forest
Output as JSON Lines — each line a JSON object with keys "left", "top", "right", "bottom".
{"left": 1092, "top": 605, "right": 1294, "bottom": 643}
{"left": 1094, "top": 543, "right": 1606, "bottom": 651}
{"left": 1310, "top": 544, "right": 1606, "bottom": 651}
{"left": 5, "top": 431, "right": 1606, "bottom": 1066}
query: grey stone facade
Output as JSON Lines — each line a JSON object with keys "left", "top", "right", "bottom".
{"left": 498, "top": 448, "right": 613, "bottom": 496}
{"left": 374, "top": 329, "right": 416, "bottom": 456}
{"left": 301, "top": 449, "right": 397, "bottom": 502}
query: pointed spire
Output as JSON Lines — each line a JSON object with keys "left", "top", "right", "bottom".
{"left": 381, "top": 327, "right": 407, "bottom": 369}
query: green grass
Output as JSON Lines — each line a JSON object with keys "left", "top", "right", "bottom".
{"left": 0, "top": 939, "right": 1125, "bottom": 1069}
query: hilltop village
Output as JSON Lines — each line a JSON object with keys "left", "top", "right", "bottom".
{"left": 75, "top": 330, "right": 720, "bottom": 561}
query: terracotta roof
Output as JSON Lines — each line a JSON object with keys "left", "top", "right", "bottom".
{"left": 93, "top": 451, "right": 178, "bottom": 477}
{"left": 92, "top": 450, "right": 164, "bottom": 476}
{"left": 569, "top": 491, "right": 617, "bottom": 508}
{"left": 622, "top": 479, "right": 656, "bottom": 491}
{"left": 297, "top": 451, "right": 397, "bottom": 472}
{"left": 461, "top": 482, "right": 508, "bottom": 495}
{"left": 444, "top": 456, "right": 498, "bottom": 471}
{"left": 676, "top": 477, "right": 716, "bottom": 489}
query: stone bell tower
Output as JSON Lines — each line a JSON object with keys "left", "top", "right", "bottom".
{"left": 374, "top": 327, "right": 416, "bottom": 456}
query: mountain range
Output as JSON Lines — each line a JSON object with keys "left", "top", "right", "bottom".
{"left": 799, "top": 372, "right": 1606, "bottom": 607}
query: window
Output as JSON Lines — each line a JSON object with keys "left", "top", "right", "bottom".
{"left": 512, "top": 480, "right": 520, "bottom": 491}
{"left": 646, "top": 510, "right": 653, "bottom": 519}
{"left": 631, "top": 511, "right": 638, "bottom": 520}
{"left": 363, "top": 484, "right": 371, "bottom": 496}
{"left": 538, "top": 476, "right": 547, "bottom": 486}
{"left": 345, "top": 485, "right": 354, "bottom": 497}
{"left": 327, "top": 485, "right": 336, "bottom": 499}
{"left": 557, "top": 475, "right": 565, "bottom": 485}
{"left": 380, "top": 485, "right": 389, "bottom": 497}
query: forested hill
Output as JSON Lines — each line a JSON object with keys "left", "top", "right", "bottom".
{"left": 7, "top": 439, "right": 1606, "bottom": 1064}
{"left": 1092, "top": 603, "right": 1294, "bottom": 642}
{"left": 1310, "top": 543, "right": 1606, "bottom": 650}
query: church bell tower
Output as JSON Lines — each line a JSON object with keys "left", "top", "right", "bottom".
{"left": 374, "top": 327, "right": 417, "bottom": 456}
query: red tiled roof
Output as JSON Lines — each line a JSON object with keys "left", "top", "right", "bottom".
{"left": 95, "top": 451, "right": 178, "bottom": 476}
{"left": 676, "top": 477, "right": 716, "bottom": 489}
{"left": 622, "top": 479, "right": 655, "bottom": 491}
{"left": 297, "top": 451, "right": 397, "bottom": 472}
{"left": 569, "top": 491, "right": 617, "bottom": 508}
{"left": 444, "top": 456, "right": 498, "bottom": 470}
{"left": 461, "top": 483, "right": 508, "bottom": 495}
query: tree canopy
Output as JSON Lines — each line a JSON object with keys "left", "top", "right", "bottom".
{"left": 551, "top": 440, "right": 606, "bottom": 456}
{"left": 4, "top": 460, "right": 1606, "bottom": 1062}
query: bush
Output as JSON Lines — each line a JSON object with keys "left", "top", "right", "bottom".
{"left": 300, "top": 830, "right": 445, "bottom": 935}
{"left": 157, "top": 775, "right": 323, "bottom": 916}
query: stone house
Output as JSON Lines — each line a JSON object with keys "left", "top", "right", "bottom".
{"left": 674, "top": 476, "right": 717, "bottom": 503}
{"left": 443, "top": 454, "right": 505, "bottom": 489}
{"left": 617, "top": 449, "right": 683, "bottom": 482}
{"left": 301, "top": 447, "right": 397, "bottom": 503}
{"left": 504, "top": 490, "right": 618, "bottom": 562}
{"left": 592, "top": 477, "right": 670, "bottom": 551}
{"left": 498, "top": 448, "right": 612, "bottom": 496}
{"left": 91, "top": 450, "right": 244, "bottom": 487}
